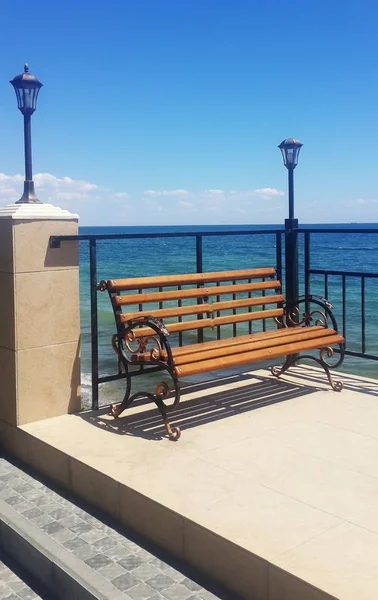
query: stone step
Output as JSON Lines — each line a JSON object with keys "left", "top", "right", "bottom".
{"left": 0, "top": 456, "right": 239, "bottom": 600}
{"left": 0, "top": 552, "right": 50, "bottom": 600}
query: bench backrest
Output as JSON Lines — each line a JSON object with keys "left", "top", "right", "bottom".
{"left": 103, "top": 268, "right": 284, "bottom": 343}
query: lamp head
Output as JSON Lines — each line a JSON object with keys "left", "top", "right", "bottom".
{"left": 10, "top": 64, "right": 43, "bottom": 115}
{"left": 278, "top": 138, "right": 303, "bottom": 169}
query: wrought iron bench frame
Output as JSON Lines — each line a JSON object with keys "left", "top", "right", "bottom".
{"left": 100, "top": 268, "right": 345, "bottom": 441}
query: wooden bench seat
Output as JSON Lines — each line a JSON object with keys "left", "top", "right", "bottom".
{"left": 100, "top": 268, "right": 345, "bottom": 440}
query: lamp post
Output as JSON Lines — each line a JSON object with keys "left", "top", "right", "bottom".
{"left": 10, "top": 64, "right": 43, "bottom": 204}
{"left": 278, "top": 138, "right": 303, "bottom": 310}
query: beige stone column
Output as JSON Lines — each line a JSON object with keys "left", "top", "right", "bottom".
{"left": 0, "top": 203, "right": 81, "bottom": 427}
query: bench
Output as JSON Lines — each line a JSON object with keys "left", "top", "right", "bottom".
{"left": 99, "top": 268, "right": 345, "bottom": 440}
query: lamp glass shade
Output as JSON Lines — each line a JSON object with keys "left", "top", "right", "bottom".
{"left": 10, "top": 65, "right": 43, "bottom": 115}
{"left": 278, "top": 138, "right": 303, "bottom": 169}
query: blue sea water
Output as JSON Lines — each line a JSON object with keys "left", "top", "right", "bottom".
{"left": 78, "top": 224, "right": 378, "bottom": 407}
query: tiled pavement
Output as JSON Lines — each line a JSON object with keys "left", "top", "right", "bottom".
{"left": 0, "top": 554, "right": 48, "bottom": 600}
{"left": 0, "top": 456, "right": 239, "bottom": 600}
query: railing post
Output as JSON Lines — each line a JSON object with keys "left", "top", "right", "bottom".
{"left": 196, "top": 235, "right": 204, "bottom": 344}
{"left": 285, "top": 217, "right": 299, "bottom": 312}
{"left": 89, "top": 239, "right": 99, "bottom": 410}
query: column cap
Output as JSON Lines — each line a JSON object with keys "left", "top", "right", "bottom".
{"left": 0, "top": 203, "right": 79, "bottom": 220}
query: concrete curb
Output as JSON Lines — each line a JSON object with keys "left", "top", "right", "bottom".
{"left": 0, "top": 498, "right": 128, "bottom": 600}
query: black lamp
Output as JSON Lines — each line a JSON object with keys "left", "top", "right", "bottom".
{"left": 278, "top": 138, "right": 303, "bottom": 219}
{"left": 10, "top": 64, "right": 43, "bottom": 203}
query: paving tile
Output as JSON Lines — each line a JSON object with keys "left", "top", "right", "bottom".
{"left": 146, "top": 573, "right": 176, "bottom": 592}
{"left": 0, "top": 488, "right": 16, "bottom": 500}
{"left": 111, "top": 572, "right": 140, "bottom": 592}
{"left": 181, "top": 578, "right": 203, "bottom": 592}
{"left": 17, "top": 587, "right": 40, "bottom": 599}
{"left": 104, "top": 544, "right": 133, "bottom": 560}
{"left": 80, "top": 529, "right": 107, "bottom": 545}
{"left": 126, "top": 582, "right": 161, "bottom": 600}
{"left": 49, "top": 527, "right": 76, "bottom": 544}
{"left": 85, "top": 553, "right": 113, "bottom": 569}
{"left": 71, "top": 543, "right": 99, "bottom": 561}
{"left": 63, "top": 536, "right": 88, "bottom": 551}
{"left": 4, "top": 495, "right": 25, "bottom": 506}
{"left": 38, "top": 502, "right": 64, "bottom": 515}
{"left": 21, "top": 508, "right": 44, "bottom": 520}
{"left": 119, "top": 554, "right": 146, "bottom": 570}
{"left": 69, "top": 521, "right": 93, "bottom": 535}
{"left": 155, "top": 564, "right": 187, "bottom": 583}
{"left": 132, "top": 563, "right": 162, "bottom": 582}
{"left": 41, "top": 521, "right": 64, "bottom": 535}
{"left": 97, "top": 562, "right": 126, "bottom": 581}
{"left": 23, "top": 491, "right": 49, "bottom": 504}
{"left": 59, "top": 514, "right": 84, "bottom": 528}
{"left": 162, "top": 583, "right": 193, "bottom": 600}
{"left": 8, "top": 579, "right": 28, "bottom": 592}
{"left": 48, "top": 507, "right": 73, "bottom": 520}
{"left": 93, "top": 535, "right": 119, "bottom": 552}
{"left": 29, "top": 514, "right": 54, "bottom": 528}
{"left": 198, "top": 591, "right": 223, "bottom": 600}
{"left": 12, "top": 501, "right": 36, "bottom": 514}
{"left": 11, "top": 483, "right": 34, "bottom": 494}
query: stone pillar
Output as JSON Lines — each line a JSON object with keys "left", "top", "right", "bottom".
{"left": 0, "top": 203, "right": 81, "bottom": 427}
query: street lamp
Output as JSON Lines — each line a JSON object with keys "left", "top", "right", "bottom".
{"left": 278, "top": 138, "right": 303, "bottom": 220}
{"left": 10, "top": 64, "right": 43, "bottom": 204}
{"left": 278, "top": 137, "right": 303, "bottom": 312}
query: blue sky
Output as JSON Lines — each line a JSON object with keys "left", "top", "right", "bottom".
{"left": 1, "top": 0, "right": 378, "bottom": 225}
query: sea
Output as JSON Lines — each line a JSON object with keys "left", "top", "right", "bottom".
{"left": 78, "top": 224, "right": 378, "bottom": 408}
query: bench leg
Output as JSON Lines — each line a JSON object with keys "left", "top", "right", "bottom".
{"left": 111, "top": 372, "right": 182, "bottom": 441}
{"left": 110, "top": 374, "right": 132, "bottom": 418}
{"left": 271, "top": 354, "right": 296, "bottom": 379}
{"left": 294, "top": 350, "right": 344, "bottom": 391}
{"left": 271, "top": 347, "right": 344, "bottom": 391}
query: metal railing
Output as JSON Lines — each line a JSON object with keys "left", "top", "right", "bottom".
{"left": 50, "top": 226, "right": 378, "bottom": 410}
{"left": 51, "top": 228, "right": 283, "bottom": 409}
{"left": 302, "top": 227, "right": 378, "bottom": 364}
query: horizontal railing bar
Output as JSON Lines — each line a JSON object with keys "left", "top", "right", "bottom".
{"left": 309, "top": 269, "right": 378, "bottom": 278}
{"left": 299, "top": 228, "right": 378, "bottom": 234}
{"left": 340, "top": 349, "right": 378, "bottom": 361}
{"left": 50, "top": 229, "right": 284, "bottom": 247}
{"left": 98, "top": 365, "right": 164, "bottom": 384}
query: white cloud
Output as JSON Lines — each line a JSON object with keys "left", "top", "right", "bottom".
{"left": 143, "top": 189, "right": 190, "bottom": 197}
{"left": 0, "top": 173, "right": 131, "bottom": 222}
{"left": 253, "top": 188, "right": 284, "bottom": 198}
{"left": 112, "top": 192, "right": 130, "bottom": 199}
{"left": 206, "top": 189, "right": 224, "bottom": 196}
{"left": 355, "top": 198, "right": 378, "bottom": 205}
{"left": 0, "top": 173, "right": 288, "bottom": 225}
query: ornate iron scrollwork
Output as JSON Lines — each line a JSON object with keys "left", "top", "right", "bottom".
{"left": 109, "top": 315, "right": 181, "bottom": 441}
{"left": 271, "top": 295, "right": 344, "bottom": 390}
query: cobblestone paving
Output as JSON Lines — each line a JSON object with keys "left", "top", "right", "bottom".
{"left": 0, "top": 555, "right": 49, "bottom": 600}
{"left": 0, "top": 457, "right": 239, "bottom": 600}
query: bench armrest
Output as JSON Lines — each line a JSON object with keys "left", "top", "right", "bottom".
{"left": 281, "top": 295, "right": 339, "bottom": 331}
{"left": 120, "top": 315, "right": 174, "bottom": 366}
{"left": 124, "top": 315, "right": 170, "bottom": 338}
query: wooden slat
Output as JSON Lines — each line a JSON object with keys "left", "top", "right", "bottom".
{"left": 129, "top": 326, "right": 331, "bottom": 364}
{"left": 174, "top": 327, "right": 338, "bottom": 365}
{"left": 130, "top": 308, "right": 284, "bottom": 338}
{"left": 120, "top": 294, "right": 285, "bottom": 322}
{"left": 107, "top": 268, "right": 276, "bottom": 291}
{"left": 114, "top": 280, "right": 281, "bottom": 307}
{"left": 172, "top": 326, "right": 319, "bottom": 357}
{"left": 174, "top": 333, "right": 345, "bottom": 377}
